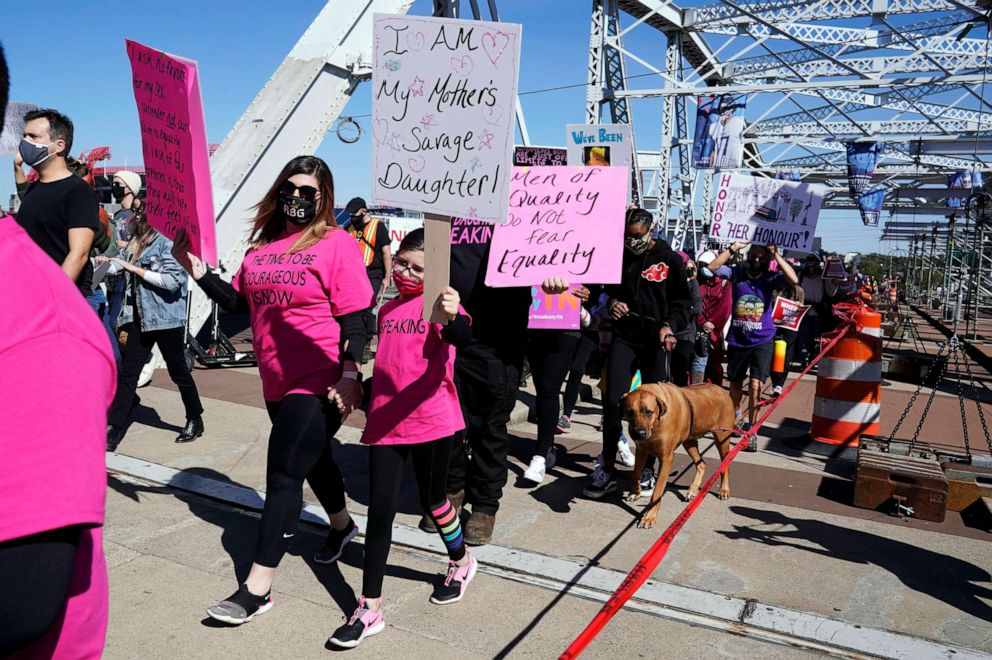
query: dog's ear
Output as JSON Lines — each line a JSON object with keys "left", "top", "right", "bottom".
{"left": 654, "top": 395, "right": 668, "bottom": 419}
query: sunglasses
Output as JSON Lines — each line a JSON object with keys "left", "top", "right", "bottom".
{"left": 278, "top": 181, "right": 320, "bottom": 201}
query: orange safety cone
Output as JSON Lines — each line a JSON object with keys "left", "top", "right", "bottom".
{"left": 810, "top": 307, "right": 882, "bottom": 446}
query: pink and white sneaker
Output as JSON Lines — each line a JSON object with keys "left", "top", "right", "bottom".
{"left": 328, "top": 596, "right": 385, "bottom": 648}
{"left": 430, "top": 553, "right": 478, "bottom": 605}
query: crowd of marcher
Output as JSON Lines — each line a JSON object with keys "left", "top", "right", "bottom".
{"left": 0, "top": 42, "right": 873, "bottom": 655}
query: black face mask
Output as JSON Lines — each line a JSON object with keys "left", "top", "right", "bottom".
{"left": 746, "top": 259, "right": 768, "bottom": 274}
{"left": 111, "top": 184, "right": 127, "bottom": 203}
{"left": 350, "top": 213, "right": 365, "bottom": 227}
{"left": 280, "top": 195, "right": 317, "bottom": 225}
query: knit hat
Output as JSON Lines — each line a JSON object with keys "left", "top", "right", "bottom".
{"left": 115, "top": 170, "right": 142, "bottom": 197}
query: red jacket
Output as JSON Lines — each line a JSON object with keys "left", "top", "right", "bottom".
{"left": 698, "top": 277, "right": 732, "bottom": 344}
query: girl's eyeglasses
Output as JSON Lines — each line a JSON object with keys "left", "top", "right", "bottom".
{"left": 393, "top": 257, "right": 425, "bottom": 279}
{"left": 278, "top": 181, "right": 320, "bottom": 201}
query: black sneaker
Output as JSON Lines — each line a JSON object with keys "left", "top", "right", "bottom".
{"left": 328, "top": 597, "right": 385, "bottom": 648}
{"left": 205, "top": 584, "right": 273, "bottom": 625}
{"left": 582, "top": 460, "right": 617, "bottom": 499}
{"left": 314, "top": 518, "right": 359, "bottom": 564}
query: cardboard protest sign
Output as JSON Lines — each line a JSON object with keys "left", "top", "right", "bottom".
{"left": 771, "top": 296, "right": 810, "bottom": 332}
{"left": 1, "top": 102, "right": 38, "bottom": 155}
{"left": 371, "top": 14, "right": 521, "bottom": 224}
{"left": 528, "top": 286, "right": 580, "bottom": 330}
{"left": 485, "top": 166, "right": 627, "bottom": 287}
{"left": 708, "top": 173, "right": 823, "bottom": 253}
{"left": 514, "top": 145, "right": 567, "bottom": 166}
{"left": 126, "top": 40, "right": 216, "bottom": 264}
{"left": 566, "top": 124, "right": 633, "bottom": 203}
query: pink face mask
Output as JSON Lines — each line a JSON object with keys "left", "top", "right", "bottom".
{"left": 393, "top": 271, "right": 424, "bottom": 296}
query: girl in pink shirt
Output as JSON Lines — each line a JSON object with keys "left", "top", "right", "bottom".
{"left": 329, "top": 229, "right": 476, "bottom": 650}
{"left": 172, "top": 156, "right": 373, "bottom": 630}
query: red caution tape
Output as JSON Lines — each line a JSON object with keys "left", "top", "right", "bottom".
{"left": 560, "top": 323, "right": 853, "bottom": 659}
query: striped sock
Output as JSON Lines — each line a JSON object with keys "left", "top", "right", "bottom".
{"left": 430, "top": 500, "right": 465, "bottom": 560}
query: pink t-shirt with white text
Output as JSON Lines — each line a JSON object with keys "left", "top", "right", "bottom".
{"left": 1, "top": 216, "right": 116, "bottom": 660}
{"left": 234, "top": 228, "right": 373, "bottom": 401}
{"left": 362, "top": 295, "right": 467, "bottom": 445}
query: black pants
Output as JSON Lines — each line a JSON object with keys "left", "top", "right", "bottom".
{"left": 0, "top": 527, "right": 80, "bottom": 656}
{"left": 108, "top": 323, "right": 203, "bottom": 428}
{"left": 562, "top": 332, "right": 597, "bottom": 418}
{"left": 798, "top": 311, "right": 822, "bottom": 365}
{"left": 256, "top": 395, "right": 347, "bottom": 567}
{"left": 602, "top": 335, "right": 672, "bottom": 473}
{"left": 364, "top": 271, "right": 384, "bottom": 358}
{"left": 447, "top": 343, "right": 520, "bottom": 515}
{"left": 364, "top": 436, "right": 463, "bottom": 598}
{"left": 526, "top": 331, "right": 578, "bottom": 458}
{"left": 770, "top": 330, "right": 799, "bottom": 389}
{"left": 669, "top": 337, "right": 697, "bottom": 387}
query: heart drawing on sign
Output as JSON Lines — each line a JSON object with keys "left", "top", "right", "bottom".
{"left": 408, "top": 156, "right": 426, "bottom": 172}
{"left": 373, "top": 118, "right": 389, "bottom": 145}
{"left": 407, "top": 31, "right": 426, "bottom": 51}
{"left": 482, "top": 31, "right": 511, "bottom": 65}
{"left": 482, "top": 104, "right": 504, "bottom": 126}
{"left": 450, "top": 55, "right": 473, "bottom": 76}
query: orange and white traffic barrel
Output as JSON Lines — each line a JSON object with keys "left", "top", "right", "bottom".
{"left": 888, "top": 285, "right": 897, "bottom": 304}
{"left": 810, "top": 307, "right": 882, "bottom": 446}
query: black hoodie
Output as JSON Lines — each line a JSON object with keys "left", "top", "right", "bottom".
{"left": 605, "top": 238, "right": 692, "bottom": 343}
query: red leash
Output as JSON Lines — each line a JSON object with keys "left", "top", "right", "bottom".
{"left": 559, "top": 323, "right": 853, "bottom": 659}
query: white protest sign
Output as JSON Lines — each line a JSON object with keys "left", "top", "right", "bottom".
{"left": 1, "top": 103, "right": 38, "bottom": 155}
{"left": 709, "top": 173, "right": 823, "bottom": 253}
{"left": 385, "top": 215, "right": 424, "bottom": 253}
{"left": 565, "top": 124, "right": 633, "bottom": 202}
{"left": 371, "top": 14, "right": 521, "bottom": 224}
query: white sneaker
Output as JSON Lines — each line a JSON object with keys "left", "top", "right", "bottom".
{"left": 137, "top": 360, "right": 155, "bottom": 388}
{"left": 637, "top": 468, "right": 657, "bottom": 497}
{"left": 617, "top": 435, "right": 636, "bottom": 467}
{"left": 523, "top": 456, "right": 546, "bottom": 484}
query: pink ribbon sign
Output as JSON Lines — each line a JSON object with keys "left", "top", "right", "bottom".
{"left": 126, "top": 40, "right": 217, "bottom": 264}
{"left": 485, "top": 166, "right": 627, "bottom": 287}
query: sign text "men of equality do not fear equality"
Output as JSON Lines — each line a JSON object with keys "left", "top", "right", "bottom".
{"left": 486, "top": 166, "right": 627, "bottom": 287}
{"left": 371, "top": 14, "right": 521, "bottom": 224}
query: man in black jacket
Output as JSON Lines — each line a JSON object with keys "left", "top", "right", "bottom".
{"left": 584, "top": 208, "right": 692, "bottom": 499}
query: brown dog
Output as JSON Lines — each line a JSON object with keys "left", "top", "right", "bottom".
{"left": 621, "top": 382, "right": 736, "bottom": 529}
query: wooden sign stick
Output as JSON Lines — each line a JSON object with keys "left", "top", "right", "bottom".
{"left": 423, "top": 213, "right": 452, "bottom": 323}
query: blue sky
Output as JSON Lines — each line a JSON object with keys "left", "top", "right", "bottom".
{"left": 1, "top": 0, "right": 918, "bottom": 254}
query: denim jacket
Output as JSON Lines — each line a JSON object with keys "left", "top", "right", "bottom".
{"left": 117, "top": 233, "right": 189, "bottom": 332}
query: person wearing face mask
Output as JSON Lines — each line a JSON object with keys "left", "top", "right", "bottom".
{"left": 106, "top": 171, "right": 143, "bottom": 337}
{"left": 798, "top": 253, "right": 834, "bottom": 366}
{"left": 707, "top": 242, "right": 799, "bottom": 451}
{"left": 345, "top": 197, "right": 392, "bottom": 361}
{"left": 584, "top": 208, "right": 692, "bottom": 499}
{"left": 172, "top": 155, "right": 372, "bottom": 631}
{"left": 13, "top": 108, "right": 100, "bottom": 294}
{"left": 691, "top": 250, "right": 732, "bottom": 386}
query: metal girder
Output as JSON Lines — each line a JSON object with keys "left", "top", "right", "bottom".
{"left": 684, "top": 0, "right": 973, "bottom": 29}
{"left": 587, "top": 0, "right": 642, "bottom": 203}
{"left": 748, "top": 119, "right": 992, "bottom": 137}
{"left": 730, "top": 52, "right": 991, "bottom": 80}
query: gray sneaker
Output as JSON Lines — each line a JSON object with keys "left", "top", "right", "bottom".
{"left": 205, "top": 584, "right": 273, "bottom": 625}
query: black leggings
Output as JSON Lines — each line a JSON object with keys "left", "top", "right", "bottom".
{"left": 257, "top": 395, "right": 347, "bottom": 568}
{"left": 526, "top": 332, "right": 579, "bottom": 458}
{"left": 602, "top": 336, "right": 672, "bottom": 473}
{"left": 108, "top": 323, "right": 203, "bottom": 428}
{"left": 0, "top": 527, "right": 80, "bottom": 656}
{"left": 562, "top": 332, "right": 597, "bottom": 418}
{"left": 364, "top": 436, "right": 464, "bottom": 598}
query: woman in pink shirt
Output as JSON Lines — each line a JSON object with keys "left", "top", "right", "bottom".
{"left": 329, "top": 229, "right": 475, "bottom": 649}
{"left": 172, "top": 155, "right": 373, "bottom": 629}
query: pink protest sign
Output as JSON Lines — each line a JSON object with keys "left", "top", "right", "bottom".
{"left": 126, "top": 39, "right": 216, "bottom": 265}
{"left": 528, "top": 286, "right": 581, "bottom": 330}
{"left": 485, "top": 166, "right": 627, "bottom": 287}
